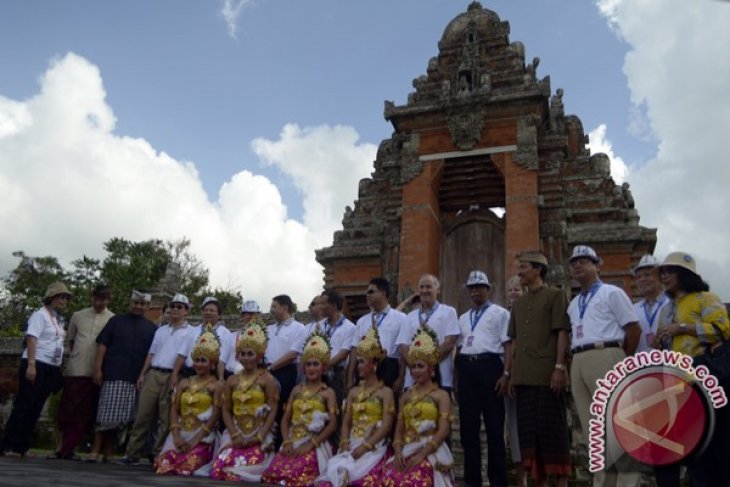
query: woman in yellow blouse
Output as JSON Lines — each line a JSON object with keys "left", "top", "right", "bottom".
{"left": 262, "top": 331, "right": 339, "bottom": 486}
{"left": 316, "top": 327, "right": 395, "bottom": 486}
{"left": 655, "top": 251, "right": 730, "bottom": 486}
{"left": 382, "top": 326, "right": 454, "bottom": 487}
{"left": 210, "top": 321, "right": 278, "bottom": 481}
{"left": 155, "top": 328, "right": 222, "bottom": 476}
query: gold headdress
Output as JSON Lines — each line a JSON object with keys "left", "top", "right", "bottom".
{"left": 407, "top": 326, "right": 439, "bottom": 366}
{"left": 301, "top": 331, "right": 331, "bottom": 365}
{"left": 356, "top": 327, "right": 385, "bottom": 360}
{"left": 192, "top": 329, "right": 221, "bottom": 362}
{"left": 236, "top": 321, "right": 268, "bottom": 356}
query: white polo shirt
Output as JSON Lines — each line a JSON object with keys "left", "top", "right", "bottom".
{"left": 183, "top": 322, "right": 232, "bottom": 368}
{"left": 320, "top": 315, "right": 356, "bottom": 367}
{"left": 568, "top": 283, "right": 638, "bottom": 349}
{"left": 352, "top": 307, "right": 407, "bottom": 359}
{"left": 149, "top": 322, "right": 191, "bottom": 369}
{"left": 457, "top": 303, "right": 510, "bottom": 355}
{"left": 634, "top": 294, "right": 671, "bottom": 353}
{"left": 22, "top": 308, "right": 66, "bottom": 367}
{"left": 397, "top": 302, "right": 460, "bottom": 388}
{"left": 265, "top": 319, "right": 307, "bottom": 365}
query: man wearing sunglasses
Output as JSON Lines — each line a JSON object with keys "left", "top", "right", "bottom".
{"left": 118, "top": 293, "right": 192, "bottom": 466}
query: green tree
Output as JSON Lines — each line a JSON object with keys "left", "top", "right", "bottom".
{"left": 165, "top": 238, "right": 210, "bottom": 308}
{"left": 100, "top": 237, "right": 170, "bottom": 313}
{"left": 0, "top": 251, "right": 67, "bottom": 333}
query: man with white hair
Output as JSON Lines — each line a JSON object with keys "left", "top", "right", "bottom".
{"left": 396, "top": 273, "right": 460, "bottom": 393}
{"left": 632, "top": 254, "right": 669, "bottom": 352}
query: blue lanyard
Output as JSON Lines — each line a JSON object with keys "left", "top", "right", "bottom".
{"left": 470, "top": 303, "right": 490, "bottom": 332}
{"left": 372, "top": 310, "right": 388, "bottom": 329}
{"left": 643, "top": 295, "right": 667, "bottom": 330}
{"left": 578, "top": 282, "right": 603, "bottom": 320}
{"left": 325, "top": 316, "right": 345, "bottom": 338}
{"left": 419, "top": 303, "right": 440, "bottom": 327}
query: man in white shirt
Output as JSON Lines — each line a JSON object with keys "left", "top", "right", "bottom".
{"left": 223, "top": 300, "right": 262, "bottom": 377}
{"left": 347, "top": 277, "right": 407, "bottom": 391}
{"left": 55, "top": 284, "right": 114, "bottom": 460}
{"left": 567, "top": 245, "right": 641, "bottom": 487}
{"left": 456, "top": 270, "right": 510, "bottom": 487}
{"left": 118, "top": 293, "right": 192, "bottom": 465}
{"left": 319, "top": 290, "right": 356, "bottom": 406}
{"left": 632, "top": 255, "right": 669, "bottom": 353}
{"left": 265, "top": 294, "right": 307, "bottom": 447}
{"left": 304, "top": 295, "right": 325, "bottom": 335}
{"left": 172, "top": 296, "right": 231, "bottom": 384}
{"left": 396, "top": 274, "right": 460, "bottom": 393}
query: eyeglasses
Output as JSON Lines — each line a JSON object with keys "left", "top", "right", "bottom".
{"left": 170, "top": 304, "right": 186, "bottom": 310}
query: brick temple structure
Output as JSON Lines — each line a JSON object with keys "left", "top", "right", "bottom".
{"left": 316, "top": 2, "right": 656, "bottom": 316}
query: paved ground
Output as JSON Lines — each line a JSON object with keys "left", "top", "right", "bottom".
{"left": 0, "top": 456, "right": 267, "bottom": 487}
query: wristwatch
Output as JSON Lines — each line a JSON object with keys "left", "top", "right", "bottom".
{"left": 554, "top": 363, "right": 566, "bottom": 371}
{"left": 678, "top": 323, "right": 688, "bottom": 333}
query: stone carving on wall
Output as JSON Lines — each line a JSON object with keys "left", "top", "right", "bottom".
{"left": 447, "top": 108, "right": 485, "bottom": 150}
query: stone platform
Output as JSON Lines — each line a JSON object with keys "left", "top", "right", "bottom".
{"left": 0, "top": 456, "right": 266, "bottom": 487}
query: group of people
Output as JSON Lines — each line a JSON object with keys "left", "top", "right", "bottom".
{"left": 0, "top": 244, "right": 728, "bottom": 487}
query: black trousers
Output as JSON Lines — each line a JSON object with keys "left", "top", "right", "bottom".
{"left": 381, "top": 357, "right": 400, "bottom": 389}
{"left": 456, "top": 353, "right": 508, "bottom": 487}
{"left": 272, "top": 364, "right": 298, "bottom": 449}
{"left": 1, "top": 359, "right": 61, "bottom": 454}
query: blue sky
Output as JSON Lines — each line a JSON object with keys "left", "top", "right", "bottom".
{"left": 1, "top": 0, "right": 728, "bottom": 305}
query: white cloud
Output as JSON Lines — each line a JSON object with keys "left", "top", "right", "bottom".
{"left": 220, "top": 0, "right": 255, "bottom": 39}
{"left": 596, "top": 0, "right": 730, "bottom": 300}
{"left": 0, "top": 52, "right": 376, "bottom": 308}
{"left": 587, "top": 124, "right": 629, "bottom": 184}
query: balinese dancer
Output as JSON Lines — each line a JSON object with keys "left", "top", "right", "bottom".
{"left": 261, "top": 332, "right": 338, "bottom": 486}
{"left": 210, "top": 321, "right": 278, "bottom": 482}
{"left": 155, "top": 328, "right": 222, "bottom": 476}
{"left": 382, "top": 326, "right": 454, "bottom": 487}
{"left": 316, "top": 327, "right": 395, "bottom": 486}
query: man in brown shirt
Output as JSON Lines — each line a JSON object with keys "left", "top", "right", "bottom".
{"left": 507, "top": 252, "right": 571, "bottom": 487}
{"left": 54, "top": 284, "right": 114, "bottom": 459}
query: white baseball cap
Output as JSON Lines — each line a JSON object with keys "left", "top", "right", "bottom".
{"left": 170, "top": 293, "right": 191, "bottom": 309}
{"left": 201, "top": 296, "right": 219, "bottom": 308}
{"left": 465, "top": 270, "right": 490, "bottom": 287}
{"left": 240, "top": 300, "right": 261, "bottom": 313}
{"left": 633, "top": 254, "right": 660, "bottom": 276}
{"left": 569, "top": 245, "right": 600, "bottom": 263}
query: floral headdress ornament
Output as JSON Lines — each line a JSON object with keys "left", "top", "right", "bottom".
{"left": 356, "top": 327, "right": 386, "bottom": 360}
{"left": 407, "top": 325, "right": 439, "bottom": 366}
{"left": 192, "top": 328, "right": 221, "bottom": 362}
{"left": 236, "top": 320, "right": 268, "bottom": 356}
{"left": 302, "top": 331, "right": 332, "bottom": 365}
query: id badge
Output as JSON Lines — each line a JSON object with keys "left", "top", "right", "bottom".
{"left": 645, "top": 332, "right": 655, "bottom": 347}
{"left": 466, "top": 335, "right": 474, "bottom": 347}
{"left": 53, "top": 346, "right": 63, "bottom": 362}
{"left": 576, "top": 324, "right": 584, "bottom": 340}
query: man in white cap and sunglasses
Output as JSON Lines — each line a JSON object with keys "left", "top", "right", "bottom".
{"left": 455, "top": 270, "right": 510, "bottom": 487}
{"left": 632, "top": 254, "right": 669, "bottom": 353}
{"left": 222, "top": 300, "right": 262, "bottom": 377}
{"left": 567, "top": 245, "right": 641, "bottom": 486}
{"left": 118, "top": 293, "right": 192, "bottom": 466}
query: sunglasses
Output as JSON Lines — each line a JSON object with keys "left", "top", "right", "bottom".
{"left": 170, "top": 304, "right": 187, "bottom": 310}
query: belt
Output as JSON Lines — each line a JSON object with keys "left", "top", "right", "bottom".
{"left": 150, "top": 366, "right": 173, "bottom": 373}
{"left": 458, "top": 352, "right": 500, "bottom": 362}
{"left": 571, "top": 341, "right": 623, "bottom": 355}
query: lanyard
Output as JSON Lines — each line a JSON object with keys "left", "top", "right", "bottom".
{"left": 419, "top": 303, "right": 440, "bottom": 327}
{"left": 470, "top": 303, "right": 490, "bottom": 333}
{"left": 325, "top": 316, "right": 345, "bottom": 338}
{"left": 276, "top": 318, "right": 292, "bottom": 336}
{"left": 578, "top": 281, "right": 603, "bottom": 320}
{"left": 371, "top": 310, "right": 389, "bottom": 329}
{"left": 643, "top": 295, "right": 667, "bottom": 330}
{"left": 44, "top": 308, "right": 63, "bottom": 337}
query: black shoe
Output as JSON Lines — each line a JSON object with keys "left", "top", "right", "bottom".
{"left": 115, "top": 456, "right": 141, "bottom": 466}
{"left": 45, "top": 451, "right": 63, "bottom": 460}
